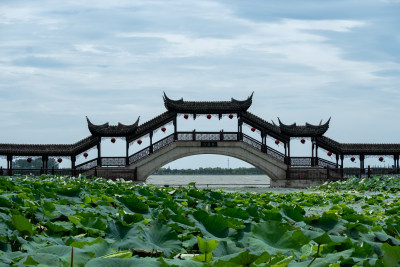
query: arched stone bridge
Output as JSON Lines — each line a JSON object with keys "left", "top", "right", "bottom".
{"left": 93, "top": 132, "right": 288, "bottom": 186}
{"left": 1, "top": 93, "right": 399, "bottom": 187}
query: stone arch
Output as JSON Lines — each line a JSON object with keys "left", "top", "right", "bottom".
{"left": 127, "top": 141, "right": 287, "bottom": 182}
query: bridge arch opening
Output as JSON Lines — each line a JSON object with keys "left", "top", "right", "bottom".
{"left": 145, "top": 154, "right": 271, "bottom": 187}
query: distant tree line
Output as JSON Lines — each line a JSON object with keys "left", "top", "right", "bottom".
{"left": 153, "top": 167, "right": 263, "bottom": 175}
{"left": 12, "top": 158, "right": 60, "bottom": 169}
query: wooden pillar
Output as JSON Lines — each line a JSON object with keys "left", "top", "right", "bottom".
{"left": 311, "top": 138, "right": 315, "bottom": 166}
{"left": 173, "top": 116, "right": 177, "bottom": 140}
{"left": 359, "top": 155, "right": 365, "bottom": 177}
{"left": 340, "top": 154, "right": 344, "bottom": 168}
{"left": 238, "top": 115, "right": 243, "bottom": 141}
{"left": 97, "top": 141, "right": 101, "bottom": 166}
{"left": 315, "top": 143, "right": 319, "bottom": 166}
{"left": 7, "top": 155, "right": 12, "bottom": 176}
{"left": 126, "top": 140, "right": 129, "bottom": 166}
{"left": 336, "top": 153, "right": 339, "bottom": 168}
{"left": 71, "top": 155, "right": 76, "bottom": 170}
{"left": 149, "top": 131, "right": 153, "bottom": 153}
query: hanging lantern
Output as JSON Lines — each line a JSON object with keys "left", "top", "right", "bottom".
{"left": 275, "top": 140, "right": 280, "bottom": 145}
{"left": 27, "top": 158, "right": 32, "bottom": 163}
{"left": 57, "top": 158, "right": 62, "bottom": 163}
{"left": 137, "top": 140, "right": 142, "bottom": 145}
{"left": 229, "top": 114, "right": 234, "bottom": 119}
{"left": 207, "top": 114, "right": 212, "bottom": 119}
{"left": 300, "top": 139, "right": 306, "bottom": 144}
{"left": 379, "top": 157, "right": 384, "bottom": 162}
{"left": 184, "top": 114, "right": 189, "bottom": 119}
{"left": 111, "top": 138, "right": 116, "bottom": 143}
{"left": 161, "top": 127, "right": 166, "bottom": 132}
{"left": 351, "top": 157, "right": 355, "bottom": 162}
{"left": 83, "top": 153, "right": 88, "bottom": 158}
{"left": 251, "top": 127, "right": 256, "bottom": 132}
{"left": 327, "top": 151, "right": 332, "bottom": 157}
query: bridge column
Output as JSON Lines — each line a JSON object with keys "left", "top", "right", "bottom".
{"left": 71, "top": 155, "right": 76, "bottom": 169}
{"left": 7, "top": 155, "right": 12, "bottom": 176}
{"left": 360, "top": 155, "right": 365, "bottom": 174}
{"left": 336, "top": 154, "right": 339, "bottom": 168}
{"left": 238, "top": 115, "right": 243, "bottom": 141}
{"left": 97, "top": 142, "right": 101, "bottom": 166}
{"left": 126, "top": 140, "right": 129, "bottom": 166}
{"left": 396, "top": 154, "right": 399, "bottom": 173}
{"left": 261, "top": 131, "right": 266, "bottom": 153}
{"left": 149, "top": 131, "right": 153, "bottom": 153}
{"left": 311, "top": 138, "right": 315, "bottom": 166}
{"left": 42, "top": 155, "right": 48, "bottom": 174}
{"left": 173, "top": 116, "right": 177, "bottom": 141}
{"left": 340, "top": 154, "right": 344, "bottom": 177}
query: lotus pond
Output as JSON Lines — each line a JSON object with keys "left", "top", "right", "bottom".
{"left": 1, "top": 175, "right": 400, "bottom": 266}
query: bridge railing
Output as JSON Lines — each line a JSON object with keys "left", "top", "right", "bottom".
{"left": 76, "top": 158, "right": 98, "bottom": 170}
{"left": 153, "top": 134, "right": 175, "bottom": 152}
{"left": 101, "top": 157, "right": 126, "bottom": 167}
{"left": 177, "top": 131, "right": 239, "bottom": 141}
{"left": 317, "top": 158, "right": 337, "bottom": 169}
{"left": 289, "top": 166, "right": 399, "bottom": 180}
{"left": 242, "top": 134, "right": 286, "bottom": 163}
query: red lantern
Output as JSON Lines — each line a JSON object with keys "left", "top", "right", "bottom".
{"left": 300, "top": 139, "right": 306, "bottom": 144}
{"left": 379, "top": 157, "right": 384, "bottom": 162}
{"left": 57, "top": 158, "right": 62, "bottom": 163}
{"left": 327, "top": 151, "right": 332, "bottom": 157}
{"left": 207, "top": 114, "right": 212, "bottom": 119}
{"left": 137, "top": 140, "right": 142, "bottom": 145}
{"left": 111, "top": 138, "right": 116, "bottom": 143}
{"left": 275, "top": 140, "right": 280, "bottom": 145}
{"left": 251, "top": 127, "right": 256, "bottom": 132}
{"left": 27, "top": 158, "right": 32, "bottom": 163}
{"left": 161, "top": 127, "right": 166, "bottom": 132}
{"left": 83, "top": 153, "right": 88, "bottom": 158}
{"left": 351, "top": 157, "right": 355, "bottom": 162}
{"left": 184, "top": 114, "right": 189, "bottom": 119}
{"left": 229, "top": 114, "right": 234, "bottom": 119}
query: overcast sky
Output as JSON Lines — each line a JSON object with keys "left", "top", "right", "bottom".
{"left": 1, "top": 0, "right": 400, "bottom": 169}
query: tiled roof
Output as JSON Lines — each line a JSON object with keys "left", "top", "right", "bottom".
{"left": 87, "top": 116, "right": 139, "bottom": 137}
{"left": 0, "top": 136, "right": 100, "bottom": 156}
{"left": 278, "top": 118, "right": 330, "bottom": 137}
{"left": 163, "top": 92, "right": 253, "bottom": 113}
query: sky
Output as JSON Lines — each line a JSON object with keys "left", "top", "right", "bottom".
{"left": 1, "top": 0, "right": 400, "bottom": 169}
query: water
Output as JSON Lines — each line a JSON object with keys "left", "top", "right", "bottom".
{"left": 146, "top": 175, "right": 310, "bottom": 193}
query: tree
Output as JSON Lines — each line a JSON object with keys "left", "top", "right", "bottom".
{"left": 13, "top": 158, "right": 59, "bottom": 169}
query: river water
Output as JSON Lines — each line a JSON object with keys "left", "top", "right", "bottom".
{"left": 146, "top": 175, "right": 308, "bottom": 193}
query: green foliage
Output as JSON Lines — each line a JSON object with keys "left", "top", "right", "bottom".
{"left": 0, "top": 174, "right": 399, "bottom": 266}
{"left": 316, "top": 175, "right": 400, "bottom": 192}
{"left": 12, "top": 158, "right": 59, "bottom": 169}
